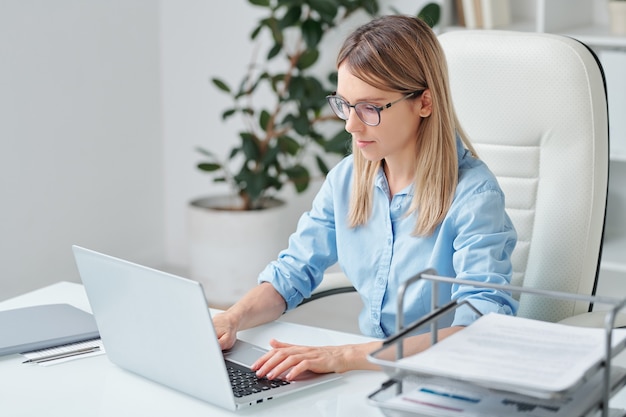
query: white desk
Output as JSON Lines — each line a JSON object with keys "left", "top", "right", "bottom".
{"left": 0, "top": 282, "right": 388, "bottom": 417}
{"left": 4, "top": 283, "right": 626, "bottom": 417}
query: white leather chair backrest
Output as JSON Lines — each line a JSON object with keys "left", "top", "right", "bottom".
{"left": 439, "top": 30, "right": 609, "bottom": 322}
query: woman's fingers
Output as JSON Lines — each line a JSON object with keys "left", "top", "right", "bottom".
{"left": 251, "top": 338, "right": 342, "bottom": 380}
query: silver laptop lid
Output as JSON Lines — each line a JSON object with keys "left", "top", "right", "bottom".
{"left": 72, "top": 245, "right": 237, "bottom": 410}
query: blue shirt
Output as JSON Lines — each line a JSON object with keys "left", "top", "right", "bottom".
{"left": 258, "top": 138, "right": 518, "bottom": 339}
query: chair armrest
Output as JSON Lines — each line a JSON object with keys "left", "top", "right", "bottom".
{"left": 298, "top": 272, "right": 355, "bottom": 306}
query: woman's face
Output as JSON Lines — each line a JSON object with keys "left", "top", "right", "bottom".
{"left": 336, "top": 63, "right": 431, "bottom": 166}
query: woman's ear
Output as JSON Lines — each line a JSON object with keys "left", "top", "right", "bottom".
{"left": 419, "top": 89, "right": 432, "bottom": 117}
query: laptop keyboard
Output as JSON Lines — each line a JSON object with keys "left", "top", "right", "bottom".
{"left": 226, "top": 361, "right": 291, "bottom": 398}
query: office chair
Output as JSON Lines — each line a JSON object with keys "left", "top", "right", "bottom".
{"left": 295, "top": 30, "right": 609, "bottom": 326}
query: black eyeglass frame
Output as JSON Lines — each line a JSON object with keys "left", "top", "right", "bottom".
{"left": 326, "top": 90, "right": 424, "bottom": 127}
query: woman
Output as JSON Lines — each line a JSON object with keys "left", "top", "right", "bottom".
{"left": 213, "top": 15, "right": 517, "bottom": 381}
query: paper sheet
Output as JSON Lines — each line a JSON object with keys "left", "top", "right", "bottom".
{"left": 396, "top": 313, "right": 626, "bottom": 397}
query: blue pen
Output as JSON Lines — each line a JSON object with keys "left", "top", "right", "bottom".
{"left": 419, "top": 387, "right": 481, "bottom": 404}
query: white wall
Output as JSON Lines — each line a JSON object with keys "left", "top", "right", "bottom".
{"left": 0, "top": 1, "right": 164, "bottom": 301}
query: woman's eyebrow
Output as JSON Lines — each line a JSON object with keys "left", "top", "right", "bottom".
{"left": 335, "top": 92, "right": 388, "bottom": 103}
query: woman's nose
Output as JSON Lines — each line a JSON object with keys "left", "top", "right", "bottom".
{"left": 344, "top": 109, "right": 364, "bottom": 133}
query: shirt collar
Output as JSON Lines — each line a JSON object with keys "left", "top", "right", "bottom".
{"left": 375, "top": 166, "right": 414, "bottom": 197}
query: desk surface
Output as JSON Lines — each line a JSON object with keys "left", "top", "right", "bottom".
{"left": 4, "top": 282, "right": 626, "bottom": 417}
{"left": 0, "top": 282, "right": 388, "bottom": 417}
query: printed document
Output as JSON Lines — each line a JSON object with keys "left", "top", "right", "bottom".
{"left": 396, "top": 313, "right": 626, "bottom": 398}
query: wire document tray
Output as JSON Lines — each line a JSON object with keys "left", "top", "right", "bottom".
{"left": 366, "top": 270, "right": 626, "bottom": 417}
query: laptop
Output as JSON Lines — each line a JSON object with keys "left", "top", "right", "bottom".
{"left": 72, "top": 245, "right": 341, "bottom": 410}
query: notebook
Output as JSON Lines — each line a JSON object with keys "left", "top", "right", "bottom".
{"left": 0, "top": 303, "right": 99, "bottom": 356}
{"left": 71, "top": 245, "right": 340, "bottom": 410}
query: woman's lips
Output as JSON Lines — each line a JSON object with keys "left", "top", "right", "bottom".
{"left": 356, "top": 139, "right": 373, "bottom": 148}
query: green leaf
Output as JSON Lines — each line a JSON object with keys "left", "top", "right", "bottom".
{"left": 296, "top": 48, "right": 319, "bottom": 70}
{"left": 266, "top": 17, "right": 283, "bottom": 45}
{"left": 261, "top": 144, "right": 280, "bottom": 165}
{"left": 315, "top": 155, "right": 330, "bottom": 175}
{"left": 197, "top": 162, "right": 221, "bottom": 172}
{"left": 418, "top": 3, "right": 441, "bottom": 28}
{"left": 235, "top": 74, "right": 251, "bottom": 97}
{"left": 271, "top": 74, "right": 285, "bottom": 93}
{"left": 228, "top": 147, "right": 240, "bottom": 159}
{"left": 195, "top": 147, "right": 217, "bottom": 158}
{"left": 240, "top": 132, "right": 260, "bottom": 160}
{"left": 277, "top": 135, "right": 300, "bottom": 156}
{"left": 301, "top": 19, "right": 323, "bottom": 49}
{"left": 250, "top": 24, "right": 262, "bottom": 40}
{"left": 301, "top": 76, "right": 326, "bottom": 105}
{"left": 279, "top": 6, "right": 302, "bottom": 29}
{"left": 291, "top": 114, "right": 311, "bottom": 136}
{"left": 288, "top": 76, "right": 306, "bottom": 99}
{"left": 211, "top": 78, "right": 231, "bottom": 93}
{"left": 236, "top": 73, "right": 266, "bottom": 98}
{"left": 284, "top": 164, "right": 310, "bottom": 193}
{"left": 362, "top": 0, "right": 379, "bottom": 16}
{"left": 308, "top": 0, "right": 338, "bottom": 23}
{"left": 267, "top": 43, "right": 282, "bottom": 60}
{"left": 259, "top": 110, "right": 271, "bottom": 131}
{"left": 222, "top": 108, "right": 237, "bottom": 120}
{"left": 327, "top": 71, "right": 338, "bottom": 85}
{"left": 234, "top": 168, "right": 265, "bottom": 204}
{"left": 248, "top": 0, "right": 270, "bottom": 7}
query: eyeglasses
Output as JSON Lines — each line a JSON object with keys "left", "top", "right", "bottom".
{"left": 326, "top": 91, "right": 422, "bottom": 127}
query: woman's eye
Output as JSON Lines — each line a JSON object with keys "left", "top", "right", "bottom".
{"left": 361, "top": 104, "right": 378, "bottom": 114}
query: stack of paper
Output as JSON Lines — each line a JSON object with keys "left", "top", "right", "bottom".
{"left": 395, "top": 313, "right": 626, "bottom": 398}
{"left": 368, "top": 313, "right": 626, "bottom": 416}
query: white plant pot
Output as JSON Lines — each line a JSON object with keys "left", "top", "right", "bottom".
{"left": 187, "top": 195, "right": 300, "bottom": 307}
{"left": 609, "top": 2, "right": 626, "bottom": 36}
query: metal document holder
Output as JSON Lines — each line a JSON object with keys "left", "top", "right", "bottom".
{"left": 366, "top": 270, "right": 626, "bottom": 417}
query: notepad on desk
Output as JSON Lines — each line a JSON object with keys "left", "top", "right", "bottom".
{"left": 395, "top": 313, "right": 626, "bottom": 399}
{"left": 0, "top": 303, "right": 99, "bottom": 356}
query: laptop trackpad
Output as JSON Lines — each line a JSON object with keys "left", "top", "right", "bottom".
{"left": 223, "top": 340, "right": 267, "bottom": 368}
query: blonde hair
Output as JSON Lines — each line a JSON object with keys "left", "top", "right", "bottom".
{"left": 337, "top": 15, "right": 476, "bottom": 236}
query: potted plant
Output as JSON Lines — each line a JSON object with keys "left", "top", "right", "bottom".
{"left": 189, "top": 0, "right": 440, "bottom": 306}
{"left": 189, "top": 0, "right": 380, "bottom": 306}
{"left": 196, "top": 0, "right": 380, "bottom": 211}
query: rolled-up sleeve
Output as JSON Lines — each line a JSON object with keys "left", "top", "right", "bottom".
{"left": 449, "top": 180, "right": 518, "bottom": 326}
{"left": 258, "top": 177, "right": 339, "bottom": 310}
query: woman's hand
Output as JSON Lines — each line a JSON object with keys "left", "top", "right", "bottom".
{"left": 250, "top": 326, "right": 466, "bottom": 381}
{"left": 212, "top": 312, "right": 239, "bottom": 351}
{"left": 211, "top": 282, "right": 287, "bottom": 351}
{"left": 250, "top": 339, "right": 381, "bottom": 381}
